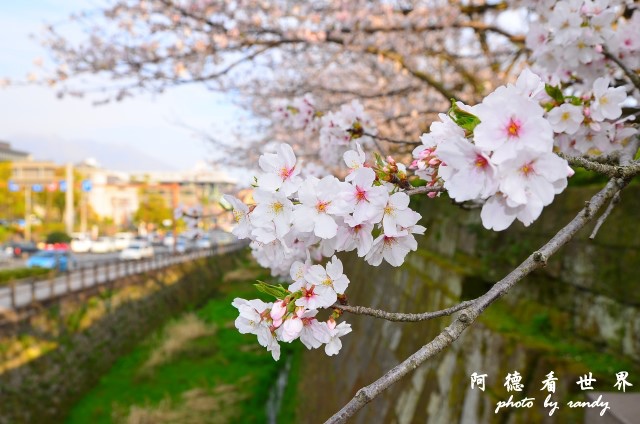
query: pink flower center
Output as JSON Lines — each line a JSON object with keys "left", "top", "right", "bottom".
{"left": 475, "top": 155, "right": 488, "bottom": 168}
{"left": 505, "top": 117, "right": 522, "bottom": 139}
{"left": 279, "top": 166, "right": 294, "bottom": 180}
{"left": 316, "top": 200, "right": 329, "bottom": 212}
{"left": 520, "top": 162, "right": 535, "bottom": 176}
{"left": 303, "top": 285, "right": 316, "bottom": 299}
{"left": 355, "top": 186, "right": 368, "bottom": 202}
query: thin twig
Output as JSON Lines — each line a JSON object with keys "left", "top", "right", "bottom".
{"left": 405, "top": 186, "right": 445, "bottom": 196}
{"left": 324, "top": 176, "right": 629, "bottom": 424}
{"left": 603, "top": 47, "right": 640, "bottom": 91}
{"left": 334, "top": 299, "right": 477, "bottom": 322}
{"left": 364, "top": 132, "right": 421, "bottom": 146}
{"left": 589, "top": 190, "right": 621, "bottom": 239}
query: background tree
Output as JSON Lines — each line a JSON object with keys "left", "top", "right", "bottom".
{"left": 37, "top": 0, "right": 529, "bottom": 166}
{"left": 133, "top": 191, "right": 172, "bottom": 229}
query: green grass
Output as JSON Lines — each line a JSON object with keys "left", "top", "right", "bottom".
{"left": 0, "top": 267, "right": 51, "bottom": 285}
{"left": 65, "top": 283, "right": 300, "bottom": 424}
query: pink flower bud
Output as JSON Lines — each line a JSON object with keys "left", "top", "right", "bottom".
{"left": 270, "top": 300, "right": 287, "bottom": 322}
{"left": 326, "top": 318, "right": 337, "bottom": 331}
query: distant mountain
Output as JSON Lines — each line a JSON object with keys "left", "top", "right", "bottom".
{"left": 10, "top": 136, "right": 177, "bottom": 172}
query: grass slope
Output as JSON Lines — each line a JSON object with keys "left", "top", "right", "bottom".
{"left": 66, "top": 276, "right": 299, "bottom": 423}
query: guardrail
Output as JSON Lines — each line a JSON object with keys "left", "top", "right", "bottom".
{"left": 0, "top": 241, "right": 247, "bottom": 311}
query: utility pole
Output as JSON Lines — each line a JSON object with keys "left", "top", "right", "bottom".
{"left": 172, "top": 183, "right": 179, "bottom": 253}
{"left": 80, "top": 192, "right": 87, "bottom": 234}
{"left": 24, "top": 185, "right": 31, "bottom": 241}
{"left": 65, "top": 163, "right": 74, "bottom": 234}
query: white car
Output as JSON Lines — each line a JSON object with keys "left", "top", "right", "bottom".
{"left": 114, "top": 233, "right": 134, "bottom": 250}
{"left": 91, "top": 237, "right": 115, "bottom": 253}
{"left": 195, "top": 237, "right": 211, "bottom": 249}
{"left": 119, "top": 242, "right": 154, "bottom": 260}
{"left": 70, "top": 236, "right": 92, "bottom": 253}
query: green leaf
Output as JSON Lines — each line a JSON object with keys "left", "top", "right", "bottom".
{"left": 254, "top": 281, "right": 289, "bottom": 299}
{"left": 373, "top": 152, "right": 385, "bottom": 168}
{"left": 448, "top": 100, "right": 481, "bottom": 133}
{"left": 544, "top": 84, "right": 564, "bottom": 104}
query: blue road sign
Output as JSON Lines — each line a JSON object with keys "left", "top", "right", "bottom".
{"left": 32, "top": 184, "right": 43, "bottom": 193}
{"left": 8, "top": 181, "right": 19, "bottom": 192}
{"left": 81, "top": 180, "right": 92, "bottom": 192}
{"left": 59, "top": 180, "right": 67, "bottom": 192}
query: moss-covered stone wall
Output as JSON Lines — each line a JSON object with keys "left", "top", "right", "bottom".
{"left": 296, "top": 185, "right": 640, "bottom": 423}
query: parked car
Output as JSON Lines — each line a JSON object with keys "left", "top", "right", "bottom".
{"left": 119, "top": 242, "right": 154, "bottom": 260}
{"left": 195, "top": 236, "right": 211, "bottom": 249}
{"left": 163, "top": 232, "right": 175, "bottom": 247}
{"left": 91, "top": 237, "right": 116, "bottom": 253}
{"left": 6, "top": 241, "right": 39, "bottom": 258}
{"left": 114, "top": 232, "right": 134, "bottom": 250}
{"left": 70, "top": 236, "right": 92, "bottom": 253}
{"left": 27, "top": 251, "right": 77, "bottom": 272}
{"left": 175, "top": 239, "right": 188, "bottom": 253}
{"left": 44, "top": 242, "right": 70, "bottom": 251}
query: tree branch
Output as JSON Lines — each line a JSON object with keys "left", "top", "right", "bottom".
{"left": 324, "top": 176, "right": 629, "bottom": 424}
{"left": 334, "top": 299, "right": 477, "bottom": 322}
{"left": 589, "top": 190, "right": 621, "bottom": 240}
{"left": 558, "top": 152, "right": 640, "bottom": 179}
{"left": 405, "top": 186, "right": 445, "bottom": 196}
{"left": 364, "top": 132, "right": 421, "bottom": 145}
{"left": 603, "top": 47, "right": 640, "bottom": 91}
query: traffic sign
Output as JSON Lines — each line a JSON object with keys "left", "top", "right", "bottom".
{"left": 81, "top": 179, "right": 92, "bottom": 192}
{"left": 32, "top": 184, "right": 43, "bottom": 193}
{"left": 8, "top": 181, "right": 19, "bottom": 192}
{"left": 59, "top": 180, "right": 67, "bottom": 192}
{"left": 47, "top": 182, "right": 57, "bottom": 192}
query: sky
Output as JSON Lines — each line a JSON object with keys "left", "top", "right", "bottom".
{"left": 0, "top": 0, "right": 242, "bottom": 172}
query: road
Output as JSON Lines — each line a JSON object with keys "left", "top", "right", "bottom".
{"left": 0, "top": 246, "right": 175, "bottom": 270}
{"left": 0, "top": 242, "right": 244, "bottom": 311}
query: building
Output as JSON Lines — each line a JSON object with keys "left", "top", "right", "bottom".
{"left": 76, "top": 159, "right": 139, "bottom": 228}
{"left": 79, "top": 160, "right": 237, "bottom": 228}
{"left": 130, "top": 162, "right": 237, "bottom": 209}
{"left": 0, "top": 141, "right": 30, "bottom": 162}
{"left": 11, "top": 160, "right": 58, "bottom": 185}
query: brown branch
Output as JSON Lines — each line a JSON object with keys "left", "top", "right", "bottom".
{"left": 558, "top": 153, "right": 640, "bottom": 179}
{"left": 362, "top": 46, "right": 459, "bottom": 101}
{"left": 603, "top": 47, "right": 640, "bottom": 91}
{"left": 405, "top": 186, "right": 445, "bottom": 196}
{"left": 589, "top": 191, "right": 621, "bottom": 239}
{"left": 334, "top": 299, "right": 477, "bottom": 322}
{"left": 324, "top": 176, "right": 629, "bottom": 424}
{"left": 363, "top": 132, "right": 421, "bottom": 146}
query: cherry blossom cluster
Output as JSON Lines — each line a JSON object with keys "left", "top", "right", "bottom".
{"left": 224, "top": 143, "right": 424, "bottom": 277}
{"left": 412, "top": 69, "right": 576, "bottom": 231}
{"left": 523, "top": 0, "right": 639, "bottom": 86}
{"left": 232, "top": 256, "right": 352, "bottom": 361}
{"left": 547, "top": 77, "right": 636, "bottom": 156}
{"left": 226, "top": 142, "right": 425, "bottom": 358}
{"left": 272, "top": 96, "right": 377, "bottom": 164}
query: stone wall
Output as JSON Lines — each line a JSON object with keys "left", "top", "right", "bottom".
{"left": 296, "top": 185, "right": 640, "bottom": 423}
